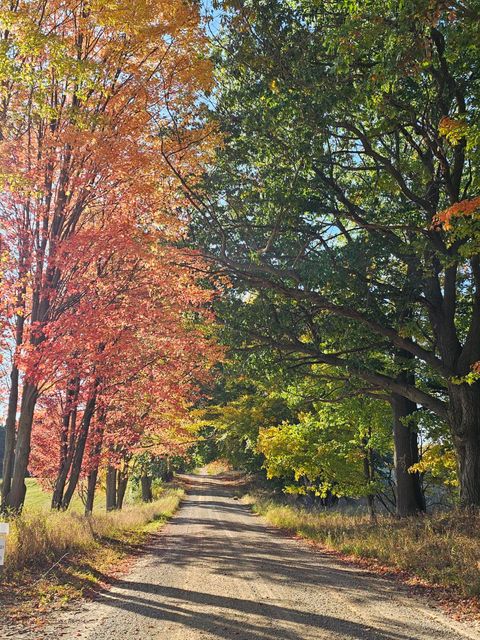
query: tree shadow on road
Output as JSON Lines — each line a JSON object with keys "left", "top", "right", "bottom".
{"left": 91, "top": 581, "right": 416, "bottom": 640}
{"left": 72, "top": 475, "right": 447, "bottom": 640}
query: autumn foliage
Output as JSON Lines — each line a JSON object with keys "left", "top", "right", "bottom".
{"left": 0, "top": 0, "right": 219, "bottom": 512}
{"left": 435, "top": 197, "right": 480, "bottom": 230}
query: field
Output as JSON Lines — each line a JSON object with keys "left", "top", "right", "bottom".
{"left": 20, "top": 478, "right": 134, "bottom": 513}
{"left": 20, "top": 478, "right": 85, "bottom": 512}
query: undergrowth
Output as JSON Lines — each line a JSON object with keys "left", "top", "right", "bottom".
{"left": 2, "top": 488, "right": 183, "bottom": 577}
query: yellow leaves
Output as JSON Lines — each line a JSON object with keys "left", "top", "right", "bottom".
{"left": 409, "top": 445, "right": 458, "bottom": 487}
{"left": 88, "top": 0, "right": 201, "bottom": 49}
{"left": 243, "top": 291, "right": 258, "bottom": 304}
{"left": 0, "top": 167, "right": 38, "bottom": 197}
{"left": 439, "top": 116, "right": 468, "bottom": 146}
{"left": 269, "top": 79, "right": 279, "bottom": 93}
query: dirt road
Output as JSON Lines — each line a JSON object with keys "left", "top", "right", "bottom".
{"left": 12, "top": 474, "right": 480, "bottom": 640}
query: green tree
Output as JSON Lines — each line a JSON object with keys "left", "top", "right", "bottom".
{"left": 195, "top": 392, "right": 292, "bottom": 471}
{"left": 189, "top": 0, "right": 480, "bottom": 507}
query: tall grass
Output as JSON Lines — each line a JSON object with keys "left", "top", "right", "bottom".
{"left": 2, "top": 489, "right": 183, "bottom": 578}
{"left": 249, "top": 496, "right": 480, "bottom": 596}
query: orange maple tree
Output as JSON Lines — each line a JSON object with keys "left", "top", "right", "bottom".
{"left": 0, "top": 0, "right": 218, "bottom": 512}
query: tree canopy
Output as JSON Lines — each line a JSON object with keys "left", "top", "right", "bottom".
{"left": 185, "top": 0, "right": 480, "bottom": 510}
{"left": 1, "top": 0, "right": 480, "bottom": 518}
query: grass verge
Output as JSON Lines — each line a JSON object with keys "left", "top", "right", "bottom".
{"left": 246, "top": 494, "right": 480, "bottom": 598}
{"left": 0, "top": 488, "right": 183, "bottom": 626}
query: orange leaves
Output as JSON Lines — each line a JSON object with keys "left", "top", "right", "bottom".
{"left": 0, "top": 0, "right": 220, "bottom": 490}
{"left": 434, "top": 117, "right": 480, "bottom": 231}
{"left": 434, "top": 196, "right": 480, "bottom": 231}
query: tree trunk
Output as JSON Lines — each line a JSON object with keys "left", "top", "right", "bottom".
{"left": 51, "top": 380, "right": 80, "bottom": 510}
{"left": 392, "top": 393, "right": 425, "bottom": 517}
{"left": 4, "top": 382, "right": 39, "bottom": 512}
{"left": 51, "top": 451, "right": 72, "bottom": 510}
{"left": 85, "top": 465, "right": 99, "bottom": 516}
{"left": 362, "top": 434, "right": 376, "bottom": 520}
{"left": 448, "top": 381, "right": 480, "bottom": 508}
{"left": 141, "top": 475, "right": 153, "bottom": 503}
{"left": 366, "top": 493, "right": 375, "bottom": 520}
{"left": 1, "top": 364, "right": 20, "bottom": 511}
{"left": 1, "top": 310, "right": 25, "bottom": 511}
{"left": 117, "top": 469, "right": 128, "bottom": 510}
{"left": 106, "top": 466, "right": 117, "bottom": 511}
{"left": 51, "top": 418, "right": 71, "bottom": 510}
{"left": 84, "top": 415, "right": 105, "bottom": 516}
{"left": 60, "top": 392, "right": 97, "bottom": 510}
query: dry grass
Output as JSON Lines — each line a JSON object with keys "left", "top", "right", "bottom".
{"left": 199, "top": 460, "right": 233, "bottom": 476}
{"left": 0, "top": 488, "right": 184, "bottom": 626}
{"left": 248, "top": 496, "right": 480, "bottom": 596}
{"left": 2, "top": 488, "right": 183, "bottom": 578}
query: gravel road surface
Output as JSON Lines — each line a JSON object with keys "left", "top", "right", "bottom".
{"left": 8, "top": 474, "right": 480, "bottom": 640}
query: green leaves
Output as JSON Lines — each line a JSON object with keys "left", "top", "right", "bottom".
{"left": 190, "top": 0, "right": 480, "bottom": 504}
